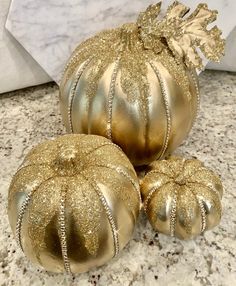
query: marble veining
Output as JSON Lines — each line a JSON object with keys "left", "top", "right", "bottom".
{"left": 5, "top": 0, "right": 236, "bottom": 83}
{"left": 0, "top": 0, "right": 51, "bottom": 94}
{"left": 0, "top": 70, "right": 236, "bottom": 285}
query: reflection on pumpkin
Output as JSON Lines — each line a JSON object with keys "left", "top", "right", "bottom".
{"left": 8, "top": 134, "right": 140, "bottom": 274}
{"left": 141, "top": 156, "right": 223, "bottom": 239}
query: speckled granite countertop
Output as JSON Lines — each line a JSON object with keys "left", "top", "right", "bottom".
{"left": 0, "top": 70, "right": 235, "bottom": 286}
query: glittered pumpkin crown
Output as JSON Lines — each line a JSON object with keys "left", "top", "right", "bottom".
{"left": 60, "top": 1, "right": 225, "bottom": 166}
{"left": 137, "top": 1, "right": 225, "bottom": 69}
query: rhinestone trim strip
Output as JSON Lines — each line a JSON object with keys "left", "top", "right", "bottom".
{"left": 150, "top": 61, "right": 171, "bottom": 159}
{"left": 15, "top": 189, "right": 35, "bottom": 251}
{"left": 197, "top": 197, "right": 207, "bottom": 233}
{"left": 58, "top": 191, "right": 72, "bottom": 275}
{"left": 97, "top": 163, "right": 141, "bottom": 208}
{"left": 89, "top": 180, "right": 119, "bottom": 257}
{"left": 143, "top": 186, "right": 158, "bottom": 212}
{"left": 107, "top": 57, "right": 121, "bottom": 139}
{"left": 68, "top": 58, "right": 93, "bottom": 133}
{"left": 190, "top": 70, "right": 200, "bottom": 125}
{"left": 169, "top": 190, "right": 178, "bottom": 237}
{"left": 189, "top": 187, "right": 207, "bottom": 233}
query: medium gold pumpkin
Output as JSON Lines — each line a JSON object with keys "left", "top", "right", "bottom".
{"left": 141, "top": 156, "right": 223, "bottom": 239}
{"left": 60, "top": 2, "right": 224, "bottom": 166}
{"left": 8, "top": 134, "right": 141, "bottom": 274}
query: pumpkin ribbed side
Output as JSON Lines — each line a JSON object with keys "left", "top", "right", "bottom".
{"left": 60, "top": 27, "right": 199, "bottom": 166}
{"left": 141, "top": 157, "right": 223, "bottom": 239}
{"left": 8, "top": 134, "right": 140, "bottom": 274}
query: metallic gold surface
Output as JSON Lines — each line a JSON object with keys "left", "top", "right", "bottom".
{"left": 60, "top": 1, "right": 224, "bottom": 166}
{"left": 8, "top": 134, "right": 141, "bottom": 274}
{"left": 138, "top": 2, "right": 225, "bottom": 70}
{"left": 141, "top": 156, "right": 223, "bottom": 239}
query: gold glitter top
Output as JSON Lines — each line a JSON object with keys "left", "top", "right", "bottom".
{"left": 62, "top": 1, "right": 224, "bottom": 112}
{"left": 140, "top": 156, "right": 223, "bottom": 239}
{"left": 8, "top": 134, "right": 141, "bottom": 273}
{"left": 137, "top": 1, "right": 225, "bottom": 69}
{"left": 64, "top": 1, "right": 225, "bottom": 81}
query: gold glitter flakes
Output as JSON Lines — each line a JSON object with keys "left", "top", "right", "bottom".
{"left": 8, "top": 134, "right": 140, "bottom": 274}
{"left": 141, "top": 156, "right": 223, "bottom": 239}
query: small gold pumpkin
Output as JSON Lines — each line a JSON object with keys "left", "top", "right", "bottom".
{"left": 60, "top": 2, "right": 224, "bottom": 166}
{"left": 8, "top": 134, "right": 141, "bottom": 274}
{"left": 141, "top": 156, "right": 223, "bottom": 239}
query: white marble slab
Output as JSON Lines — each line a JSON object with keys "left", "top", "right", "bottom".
{"left": 0, "top": 0, "right": 51, "bottom": 94}
{"left": 5, "top": 0, "right": 236, "bottom": 84}
{"left": 207, "top": 26, "right": 236, "bottom": 72}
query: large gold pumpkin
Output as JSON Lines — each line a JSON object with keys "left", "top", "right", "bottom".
{"left": 60, "top": 4, "right": 201, "bottom": 166}
{"left": 8, "top": 134, "right": 141, "bottom": 274}
{"left": 141, "top": 156, "right": 223, "bottom": 239}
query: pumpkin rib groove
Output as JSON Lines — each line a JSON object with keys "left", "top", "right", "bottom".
{"left": 143, "top": 62, "right": 151, "bottom": 154}
{"left": 58, "top": 189, "right": 72, "bottom": 275}
{"left": 107, "top": 55, "right": 121, "bottom": 139}
{"left": 85, "top": 164, "right": 139, "bottom": 223}
{"left": 68, "top": 57, "right": 94, "bottom": 133}
{"left": 15, "top": 175, "right": 57, "bottom": 253}
{"left": 187, "top": 186, "right": 207, "bottom": 233}
{"left": 15, "top": 189, "right": 34, "bottom": 252}
{"left": 169, "top": 189, "right": 178, "bottom": 237}
{"left": 145, "top": 170, "right": 174, "bottom": 179}
{"left": 87, "top": 163, "right": 141, "bottom": 207}
{"left": 187, "top": 181, "right": 222, "bottom": 201}
{"left": 187, "top": 169, "right": 223, "bottom": 197}
{"left": 82, "top": 142, "right": 116, "bottom": 160}
{"left": 143, "top": 181, "right": 173, "bottom": 212}
{"left": 12, "top": 163, "right": 50, "bottom": 179}
{"left": 83, "top": 142, "right": 124, "bottom": 163}
{"left": 189, "top": 70, "right": 200, "bottom": 125}
{"left": 149, "top": 61, "right": 171, "bottom": 159}
{"left": 81, "top": 174, "right": 120, "bottom": 257}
